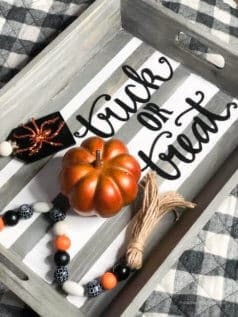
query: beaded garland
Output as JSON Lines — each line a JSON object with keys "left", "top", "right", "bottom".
{"left": 0, "top": 200, "right": 132, "bottom": 298}
{"left": 0, "top": 172, "right": 196, "bottom": 299}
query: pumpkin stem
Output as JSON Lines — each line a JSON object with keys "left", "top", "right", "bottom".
{"left": 95, "top": 150, "right": 102, "bottom": 167}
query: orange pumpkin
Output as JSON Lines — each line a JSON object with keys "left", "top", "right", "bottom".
{"left": 60, "top": 137, "right": 141, "bottom": 217}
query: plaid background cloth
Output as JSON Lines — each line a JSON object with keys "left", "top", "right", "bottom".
{"left": 161, "top": 0, "right": 238, "bottom": 68}
{"left": 0, "top": 0, "right": 237, "bottom": 316}
{"left": 0, "top": 0, "right": 94, "bottom": 89}
{"left": 139, "top": 190, "right": 238, "bottom": 317}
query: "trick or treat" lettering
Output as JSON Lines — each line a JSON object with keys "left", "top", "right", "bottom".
{"left": 74, "top": 55, "right": 237, "bottom": 180}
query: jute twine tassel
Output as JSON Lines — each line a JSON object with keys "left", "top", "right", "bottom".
{"left": 126, "top": 171, "right": 196, "bottom": 270}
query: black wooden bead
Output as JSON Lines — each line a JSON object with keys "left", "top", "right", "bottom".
{"left": 86, "top": 280, "right": 103, "bottom": 298}
{"left": 18, "top": 204, "right": 34, "bottom": 219}
{"left": 54, "top": 251, "right": 70, "bottom": 266}
{"left": 54, "top": 266, "right": 69, "bottom": 285}
{"left": 49, "top": 207, "right": 66, "bottom": 223}
{"left": 3, "top": 210, "right": 19, "bottom": 226}
{"left": 112, "top": 264, "right": 131, "bottom": 281}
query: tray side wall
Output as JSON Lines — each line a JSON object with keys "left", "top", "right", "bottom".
{"left": 0, "top": 0, "right": 121, "bottom": 142}
{"left": 121, "top": 0, "right": 238, "bottom": 97}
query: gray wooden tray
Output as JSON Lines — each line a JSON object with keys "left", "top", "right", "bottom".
{"left": 0, "top": 0, "right": 237, "bottom": 316}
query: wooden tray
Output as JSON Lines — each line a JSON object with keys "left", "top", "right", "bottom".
{"left": 0, "top": 0, "right": 237, "bottom": 316}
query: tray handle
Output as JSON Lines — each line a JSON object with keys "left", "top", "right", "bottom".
{"left": 121, "top": 0, "right": 238, "bottom": 97}
{"left": 0, "top": 245, "right": 82, "bottom": 317}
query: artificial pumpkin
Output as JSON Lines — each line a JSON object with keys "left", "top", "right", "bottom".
{"left": 60, "top": 137, "right": 141, "bottom": 217}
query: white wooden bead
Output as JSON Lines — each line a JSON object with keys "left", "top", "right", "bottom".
{"left": 62, "top": 281, "right": 85, "bottom": 297}
{"left": 32, "top": 202, "right": 53, "bottom": 213}
{"left": 53, "top": 221, "right": 69, "bottom": 235}
{"left": 0, "top": 141, "right": 13, "bottom": 157}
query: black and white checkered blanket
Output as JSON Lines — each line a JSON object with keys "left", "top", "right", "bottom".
{"left": 0, "top": 0, "right": 237, "bottom": 316}
{"left": 139, "top": 189, "right": 238, "bottom": 317}
{"left": 0, "top": 0, "right": 94, "bottom": 89}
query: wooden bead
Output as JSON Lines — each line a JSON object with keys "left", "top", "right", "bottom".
{"left": 62, "top": 281, "right": 85, "bottom": 297}
{"left": 54, "top": 235, "right": 71, "bottom": 251}
{"left": 54, "top": 266, "right": 69, "bottom": 285}
{"left": 86, "top": 280, "right": 103, "bottom": 297}
{"left": 3, "top": 210, "right": 19, "bottom": 226}
{"left": 49, "top": 208, "right": 66, "bottom": 223}
{"left": 100, "top": 272, "right": 117, "bottom": 290}
{"left": 18, "top": 204, "right": 34, "bottom": 219}
{"left": 113, "top": 264, "right": 131, "bottom": 281}
{"left": 0, "top": 217, "right": 5, "bottom": 231}
{"left": 32, "top": 202, "right": 53, "bottom": 213}
{"left": 54, "top": 251, "right": 70, "bottom": 266}
{"left": 53, "top": 221, "right": 69, "bottom": 236}
{"left": 0, "top": 141, "right": 13, "bottom": 157}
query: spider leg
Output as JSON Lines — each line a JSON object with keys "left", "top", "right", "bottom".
{"left": 21, "top": 124, "right": 36, "bottom": 135}
{"left": 43, "top": 140, "right": 63, "bottom": 147}
{"left": 29, "top": 142, "right": 43, "bottom": 156}
{"left": 47, "top": 122, "right": 65, "bottom": 140}
{"left": 14, "top": 141, "right": 38, "bottom": 154}
{"left": 13, "top": 133, "right": 33, "bottom": 139}
{"left": 40, "top": 116, "right": 61, "bottom": 132}
{"left": 15, "top": 147, "right": 32, "bottom": 154}
{"left": 31, "top": 118, "right": 40, "bottom": 134}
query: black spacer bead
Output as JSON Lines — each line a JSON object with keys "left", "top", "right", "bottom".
{"left": 112, "top": 264, "right": 131, "bottom": 281}
{"left": 54, "top": 251, "right": 70, "bottom": 266}
{"left": 3, "top": 210, "right": 19, "bottom": 226}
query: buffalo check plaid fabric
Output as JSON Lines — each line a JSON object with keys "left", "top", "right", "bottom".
{"left": 139, "top": 190, "right": 238, "bottom": 317}
{"left": 161, "top": 0, "right": 238, "bottom": 48}
{"left": 161, "top": 0, "right": 238, "bottom": 68}
{"left": 0, "top": 0, "right": 94, "bottom": 89}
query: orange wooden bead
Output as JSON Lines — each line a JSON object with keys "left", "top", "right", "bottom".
{"left": 0, "top": 217, "right": 5, "bottom": 231}
{"left": 101, "top": 272, "right": 117, "bottom": 290}
{"left": 54, "top": 235, "right": 71, "bottom": 251}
